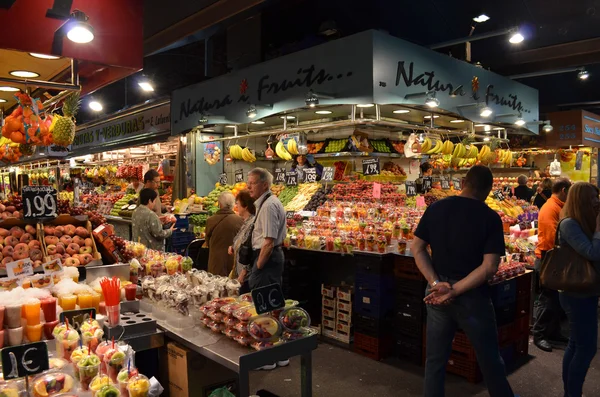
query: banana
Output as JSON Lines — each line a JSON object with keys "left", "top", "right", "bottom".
{"left": 426, "top": 140, "right": 441, "bottom": 155}
{"left": 442, "top": 141, "right": 454, "bottom": 155}
{"left": 421, "top": 137, "right": 432, "bottom": 153}
{"left": 276, "top": 141, "right": 292, "bottom": 160}
{"left": 287, "top": 139, "right": 298, "bottom": 155}
{"left": 478, "top": 145, "right": 490, "bottom": 161}
{"left": 453, "top": 143, "right": 466, "bottom": 158}
{"left": 452, "top": 143, "right": 461, "bottom": 158}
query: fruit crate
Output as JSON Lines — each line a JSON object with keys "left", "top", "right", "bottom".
{"left": 355, "top": 271, "right": 395, "bottom": 291}
{"left": 38, "top": 215, "right": 102, "bottom": 266}
{"left": 354, "top": 313, "right": 392, "bottom": 337}
{"left": 353, "top": 332, "right": 393, "bottom": 361}
{"left": 490, "top": 278, "right": 517, "bottom": 307}
{"left": 395, "top": 278, "right": 427, "bottom": 299}
{"left": 393, "top": 256, "right": 425, "bottom": 281}
{"left": 515, "top": 295, "right": 531, "bottom": 318}
{"left": 393, "top": 314, "right": 423, "bottom": 341}
{"left": 446, "top": 350, "right": 482, "bottom": 384}
{"left": 355, "top": 254, "right": 394, "bottom": 275}
{"left": 354, "top": 287, "right": 395, "bottom": 319}
{"left": 516, "top": 271, "right": 533, "bottom": 297}
{"left": 170, "top": 231, "right": 195, "bottom": 254}
{"left": 395, "top": 334, "right": 424, "bottom": 366}
{"left": 174, "top": 214, "right": 190, "bottom": 229}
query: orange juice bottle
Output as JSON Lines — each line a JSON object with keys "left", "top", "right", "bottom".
{"left": 24, "top": 301, "right": 41, "bottom": 326}
{"left": 91, "top": 292, "right": 101, "bottom": 312}
{"left": 25, "top": 324, "right": 43, "bottom": 342}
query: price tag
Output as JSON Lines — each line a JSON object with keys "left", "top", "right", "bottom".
{"left": 440, "top": 177, "right": 450, "bottom": 190}
{"left": 22, "top": 186, "right": 58, "bottom": 219}
{"left": 373, "top": 182, "right": 381, "bottom": 199}
{"left": 59, "top": 309, "right": 97, "bottom": 332}
{"left": 405, "top": 181, "right": 417, "bottom": 197}
{"left": 304, "top": 168, "right": 317, "bottom": 183}
{"left": 275, "top": 168, "right": 286, "bottom": 184}
{"left": 251, "top": 283, "right": 285, "bottom": 315}
{"left": 286, "top": 211, "right": 296, "bottom": 219}
{"left": 423, "top": 176, "right": 433, "bottom": 191}
{"left": 1, "top": 342, "right": 49, "bottom": 380}
{"left": 42, "top": 258, "right": 63, "bottom": 274}
{"left": 235, "top": 169, "right": 244, "bottom": 183}
{"left": 493, "top": 190, "right": 506, "bottom": 201}
{"left": 322, "top": 167, "right": 335, "bottom": 182}
{"left": 286, "top": 171, "right": 298, "bottom": 186}
{"left": 503, "top": 185, "right": 512, "bottom": 195}
{"left": 6, "top": 259, "right": 34, "bottom": 279}
{"left": 219, "top": 173, "right": 228, "bottom": 185}
{"left": 452, "top": 178, "right": 462, "bottom": 190}
{"left": 362, "top": 158, "right": 380, "bottom": 176}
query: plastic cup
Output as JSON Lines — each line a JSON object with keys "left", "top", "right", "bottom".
{"left": 96, "top": 341, "right": 112, "bottom": 375}
{"left": 90, "top": 374, "right": 114, "bottom": 397}
{"left": 106, "top": 305, "right": 121, "bottom": 327}
{"left": 0, "top": 305, "right": 4, "bottom": 327}
{"left": 60, "top": 329, "right": 80, "bottom": 360}
{"left": 79, "top": 359, "right": 101, "bottom": 391}
{"left": 61, "top": 295, "right": 77, "bottom": 311}
{"left": 79, "top": 293, "right": 94, "bottom": 309}
{"left": 24, "top": 301, "right": 41, "bottom": 326}
{"left": 7, "top": 327, "right": 22, "bottom": 346}
{"left": 127, "top": 374, "right": 150, "bottom": 397}
{"left": 104, "top": 348, "right": 126, "bottom": 383}
{"left": 5, "top": 305, "right": 22, "bottom": 328}
{"left": 125, "top": 285, "right": 137, "bottom": 301}
{"left": 44, "top": 320, "right": 59, "bottom": 340}
{"left": 92, "top": 292, "right": 102, "bottom": 312}
{"left": 26, "top": 324, "right": 43, "bottom": 342}
{"left": 70, "top": 346, "right": 90, "bottom": 380}
{"left": 40, "top": 297, "right": 57, "bottom": 322}
{"left": 397, "top": 240, "right": 407, "bottom": 255}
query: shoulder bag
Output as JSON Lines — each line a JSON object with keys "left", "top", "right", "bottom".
{"left": 540, "top": 219, "right": 600, "bottom": 294}
{"left": 237, "top": 193, "right": 272, "bottom": 266}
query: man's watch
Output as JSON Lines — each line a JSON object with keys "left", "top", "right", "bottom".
{"left": 431, "top": 280, "right": 440, "bottom": 288}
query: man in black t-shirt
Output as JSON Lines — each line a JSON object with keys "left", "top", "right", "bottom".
{"left": 513, "top": 174, "right": 534, "bottom": 202}
{"left": 412, "top": 166, "right": 515, "bottom": 397}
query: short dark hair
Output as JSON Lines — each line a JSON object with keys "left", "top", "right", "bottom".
{"left": 420, "top": 162, "right": 433, "bottom": 174}
{"left": 139, "top": 188, "right": 158, "bottom": 205}
{"left": 540, "top": 178, "right": 553, "bottom": 190}
{"left": 464, "top": 165, "right": 493, "bottom": 192}
{"left": 552, "top": 178, "right": 571, "bottom": 194}
{"left": 236, "top": 190, "right": 256, "bottom": 215}
{"left": 144, "top": 169, "right": 160, "bottom": 183}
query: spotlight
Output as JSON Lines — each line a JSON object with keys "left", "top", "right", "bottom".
{"left": 473, "top": 14, "right": 490, "bottom": 23}
{"left": 514, "top": 118, "right": 526, "bottom": 127}
{"left": 247, "top": 106, "right": 257, "bottom": 118}
{"left": 251, "top": 120, "right": 265, "bottom": 125}
{"left": 357, "top": 104, "right": 374, "bottom": 108}
{"left": 393, "top": 109, "right": 410, "bottom": 114}
{"left": 0, "top": 87, "right": 19, "bottom": 92}
{"left": 543, "top": 123, "right": 554, "bottom": 132}
{"left": 305, "top": 91, "right": 318, "bottom": 107}
{"left": 509, "top": 32, "right": 524, "bottom": 44}
{"left": 450, "top": 119, "right": 465, "bottom": 123}
{"left": 89, "top": 101, "right": 102, "bottom": 111}
{"left": 0, "top": 99, "right": 6, "bottom": 103}
{"left": 315, "top": 110, "right": 332, "bottom": 115}
{"left": 10, "top": 70, "right": 40, "bottom": 78}
{"left": 29, "top": 53, "right": 61, "bottom": 60}
{"left": 578, "top": 69, "right": 590, "bottom": 80}
{"left": 425, "top": 94, "right": 440, "bottom": 108}
{"left": 138, "top": 78, "right": 154, "bottom": 92}
{"left": 483, "top": 137, "right": 491, "bottom": 142}
{"left": 423, "top": 115, "right": 440, "bottom": 119}
{"left": 480, "top": 106, "right": 493, "bottom": 117}
{"left": 66, "top": 10, "right": 94, "bottom": 43}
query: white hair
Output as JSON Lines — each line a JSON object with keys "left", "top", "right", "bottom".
{"left": 218, "top": 191, "right": 236, "bottom": 210}
{"left": 248, "top": 167, "right": 273, "bottom": 188}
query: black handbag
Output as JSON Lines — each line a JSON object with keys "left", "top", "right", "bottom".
{"left": 238, "top": 193, "right": 271, "bottom": 266}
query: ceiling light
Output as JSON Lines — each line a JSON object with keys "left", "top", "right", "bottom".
{"left": 480, "top": 106, "right": 493, "bottom": 117}
{"left": 226, "top": 125, "right": 236, "bottom": 128}
{"left": 393, "top": 109, "right": 410, "bottom": 114}
{"left": 543, "top": 124, "right": 554, "bottom": 132}
{"left": 251, "top": 120, "right": 265, "bottom": 125}
{"left": 10, "top": 70, "right": 40, "bottom": 78}
{"left": 425, "top": 93, "right": 439, "bottom": 108}
{"left": 280, "top": 116, "right": 295, "bottom": 119}
{"left": 315, "top": 110, "right": 332, "bottom": 115}
{"left": 483, "top": 137, "right": 491, "bottom": 142}
{"left": 138, "top": 81, "right": 154, "bottom": 92}
{"left": 247, "top": 106, "right": 257, "bottom": 118}
{"left": 473, "top": 14, "right": 490, "bottom": 23}
{"left": 29, "top": 53, "right": 61, "bottom": 60}
{"left": 424, "top": 115, "right": 440, "bottom": 119}
{"left": 474, "top": 124, "right": 486, "bottom": 127}
{"left": 89, "top": 101, "right": 103, "bottom": 111}
{"left": 509, "top": 32, "right": 524, "bottom": 44}
{"left": 578, "top": 69, "right": 590, "bottom": 80}
{"left": 65, "top": 11, "right": 94, "bottom": 43}
{"left": 484, "top": 125, "right": 492, "bottom": 131}
{"left": 305, "top": 91, "right": 318, "bottom": 107}
{"left": 0, "top": 99, "right": 6, "bottom": 103}
{"left": 514, "top": 118, "right": 526, "bottom": 127}
{"left": 357, "top": 104, "right": 374, "bottom": 108}
{"left": 0, "top": 86, "right": 19, "bottom": 92}
{"left": 203, "top": 129, "right": 215, "bottom": 132}
{"left": 450, "top": 119, "right": 465, "bottom": 123}
{"left": 493, "top": 127, "right": 505, "bottom": 130}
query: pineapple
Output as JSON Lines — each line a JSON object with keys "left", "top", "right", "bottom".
{"left": 19, "top": 143, "right": 34, "bottom": 156}
{"left": 51, "top": 92, "right": 80, "bottom": 146}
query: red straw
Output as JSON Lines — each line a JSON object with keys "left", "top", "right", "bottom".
{"left": 112, "top": 336, "right": 115, "bottom": 349}
{"left": 88, "top": 341, "right": 91, "bottom": 352}
{"left": 65, "top": 318, "right": 69, "bottom": 330}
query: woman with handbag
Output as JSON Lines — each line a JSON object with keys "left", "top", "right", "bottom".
{"left": 205, "top": 192, "right": 244, "bottom": 276}
{"left": 228, "top": 190, "right": 256, "bottom": 293}
{"left": 555, "top": 182, "right": 600, "bottom": 397}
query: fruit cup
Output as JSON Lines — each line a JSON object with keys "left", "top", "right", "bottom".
{"left": 78, "top": 354, "right": 101, "bottom": 391}
{"left": 60, "top": 329, "right": 80, "bottom": 360}
{"left": 397, "top": 240, "right": 407, "bottom": 255}
{"left": 127, "top": 374, "right": 150, "bottom": 397}
{"left": 118, "top": 367, "right": 139, "bottom": 397}
{"left": 125, "top": 285, "right": 137, "bottom": 301}
{"left": 104, "top": 348, "right": 127, "bottom": 382}
{"left": 26, "top": 324, "right": 43, "bottom": 342}
{"left": 70, "top": 345, "right": 90, "bottom": 380}
{"left": 96, "top": 341, "right": 112, "bottom": 374}
{"left": 5, "top": 304, "right": 22, "bottom": 328}
{"left": 96, "top": 383, "right": 121, "bottom": 397}
{"left": 52, "top": 322, "right": 68, "bottom": 355}
{"left": 78, "top": 293, "right": 94, "bottom": 309}
{"left": 24, "top": 300, "right": 41, "bottom": 326}
{"left": 7, "top": 326, "right": 23, "bottom": 346}
{"left": 61, "top": 295, "right": 77, "bottom": 311}
{"left": 82, "top": 327, "right": 104, "bottom": 354}
{"left": 90, "top": 374, "right": 114, "bottom": 397}
{"left": 41, "top": 297, "right": 57, "bottom": 322}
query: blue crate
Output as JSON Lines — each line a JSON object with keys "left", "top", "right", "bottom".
{"left": 354, "top": 287, "right": 395, "bottom": 318}
{"left": 355, "top": 272, "right": 395, "bottom": 291}
{"left": 174, "top": 214, "right": 190, "bottom": 229}
{"left": 491, "top": 279, "right": 517, "bottom": 308}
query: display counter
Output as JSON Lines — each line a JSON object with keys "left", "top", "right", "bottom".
{"left": 106, "top": 215, "right": 133, "bottom": 240}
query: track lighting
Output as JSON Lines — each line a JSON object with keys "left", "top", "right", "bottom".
{"left": 246, "top": 104, "right": 273, "bottom": 118}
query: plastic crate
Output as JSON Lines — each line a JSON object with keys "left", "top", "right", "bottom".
{"left": 494, "top": 303, "right": 516, "bottom": 327}
{"left": 393, "top": 315, "right": 424, "bottom": 341}
{"left": 515, "top": 295, "right": 530, "bottom": 318}
{"left": 395, "top": 294, "right": 425, "bottom": 322}
{"left": 355, "top": 255, "right": 394, "bottom": 275}
{"left": 513, "top": 315, "right": 529, "bottom": 339}
{"left": 174, "top": 214, "right": 190, "bottom": 229}
{"left": 394, "top": 334, "right": 424, "bottom": 366}
{"left": 395, "top": 278, "right": 427, "bottom": 299}
{"left": 516, "top": 272, "right": 532, "bottom": 298}
{"left": 446, "top": 350, "right": 482, "bottom": 384}
{"left": 393, "top": 256, "right": 425, "bottom": 281}
{"left": 490, "top": 279, "right": 517, "bottom": 307}
{"left": 354, "top": 287, "right": 395, "bottom": 319}
{"left": 355, "top": 272, "right": 395, "bottom": 292}
{"left": 355, "top": 314, "right": 392, "bottom": 337}
{"left": 353, "top": 332, "right": 393, "bottom": 361}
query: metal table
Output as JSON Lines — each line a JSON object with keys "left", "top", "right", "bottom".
{"left": 158, "top": 320, "right": 318, "bottom": 397}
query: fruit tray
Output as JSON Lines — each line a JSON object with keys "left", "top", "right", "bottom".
{"left": 368, "top": 139, "right": 395, "bottom": 154}
{"left": 358, "top": 174, "right": 408, "bottom": 182}
{"left": 103, "top": 312, "right": 157, "bottom": 339}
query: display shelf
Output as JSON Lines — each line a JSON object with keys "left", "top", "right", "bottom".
{"left": 433, "top": 167, "right": 538, "bottom": 174}
{"left": 313, "top": 152, "right": 404, "bottom": 159}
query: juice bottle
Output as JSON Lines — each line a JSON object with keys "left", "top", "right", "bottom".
{"left": 40, "top": 297, "right": 57, "bottom": 322}
{"left": 24, "top": 301, "right": 41, "bottom": 326}
{"left": 79, "top": 293, "right": 93, "bottom": 309}
{"left": 25, "top": 324, "right": 43, "bottom": 342}
{"left": 61, "top": 295, "right": 77, "bottom": 311}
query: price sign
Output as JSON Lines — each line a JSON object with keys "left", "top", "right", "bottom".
{"left": 275, "top": 168, "right": 286, "bottom": 184}
{"left": 362, "top": 158, "right": 380, "bottom": 176}
{"left": 423, "top": 176, "right": 433, "bottom": 191}
{"left": 304, "top": 168, "right": 317, "bottom": 183}
{"left": 405, "top": 181, "right": 417, "bottom": 197}
{"left": 440, "top": 177, "right": 450, "bottom": 190}
{"left": 22, "top": 186, "right": 57, "bottom": 219}
{"left": 60, "top": 309, "right": 96, "bottom": 332}
{"left": 286, "top": 211, "right": 296, "bottom": 219}
{"left": 251, "top": 283, "right": 285, "bottom": 315}
{"left": 2, "top": 342, "right": 49, "bottom": 380}
{"left": 322, "top": 167, "right": 335, "bottom": 182}
{"left": 219, "top": 173, "right": 228, "bottom": 185}
{"left": 493, "top": 190, "right": 506, "bottom": 201}
{"left": 503, "top": 185, "right": 512, "bottom": 195}
{"left": 6, "top": 259, "right": 34, "bottom": 279}
{"left": 235, "top": 169, "right": 244, "bottom": 183}
{"left": 286, "top": 171, "right": 298, "bottom": 186}
{"left": 452, "top": 178, "right": 462, "bottom": 190}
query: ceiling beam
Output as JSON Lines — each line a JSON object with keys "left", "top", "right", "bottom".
{"left": 507, "top": 37, "right": 600, "bottom": 65}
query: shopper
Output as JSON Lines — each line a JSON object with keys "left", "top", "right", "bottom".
{"left": 132, "top": 188, "right": 174, "bottom": 251}
{"left": 533, "top": 178, "right": 553, "bottom": 209}
{"left": 247, "top": 167, "right": 288, "bottom": 370}
{"left": 144, "top": 169, "right": 165, "bottom": 216}
{"left": 420, "top": 161, "right": 433, "bottom": 177}
{"left": 126, "top": 177, "right": 143, "bottom": 194}
{"left": 291, "top": 154, "right": 323, "bottom": 181}
{"left": 228, "top": 190, "right": 256, "bottom": 293}
{"left": 557, "top": 182, "right": 600, "bottom": 397}
{"left": 205, "top": 192, "right": 244, "bottom": 277}
{"left": 514, "top": 174, "right": 534, "bottom": 202}
{"left": 412, "top": 165, "right": 514, "bottom": 397}
{"left": 533, "top": 178, "right": 571, "bottom": 352}
{"left": 417, "top": 162, "right": 434, "bottom": 194}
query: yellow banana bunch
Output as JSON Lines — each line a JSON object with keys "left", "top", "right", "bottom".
{"left": 275, "top": 141, "right": 292, "bottom": 161}
{"left": 441, "top": 140, "right": 454, "bottom": 155}
{"left": 426, "top": 139, "right": 442, "bottom": 155}
{"left": 478, "top": 145, "right": 491, "bottom": 161}
{"left": 287, "top": 139, "right": 298, "bottom": 155}
{"left": 452, "top": 143, "right": 467, "bottom": 158}
{"left": 421, "top": 137, "right": 432, "bottom": 153}
{"left": 242, "top": 147, "right": 256, "bottom": 162}
{"left": 496, "top": 149, "right": 513, "bottom": 166}
{"left": 465, "top": 145, "right": 479, "bottom": 159}
{"left": 229, "top": 145, "right": 243, "bottom": 160}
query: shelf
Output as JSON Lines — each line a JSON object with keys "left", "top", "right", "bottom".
{"left": 433, "top": 167, "right": 539, "bottom": 174}
{"left": 313, "top": 152, "right": 403, "bottom": 159}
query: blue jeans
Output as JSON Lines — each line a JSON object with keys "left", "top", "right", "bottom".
{"left": 424, "top": 286, "right": 514, "bottom": 397}
{"left": 559, "top": 293, "right": 598, "bottom": 397}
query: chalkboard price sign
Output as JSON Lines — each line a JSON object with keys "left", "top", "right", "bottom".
{"left": 219, "top": 173, "right": 228, "bottom": 185}
{"left": 1, "top": 342, "right": 49, "bottom": 380}
{"left": 22, "top": 186, "right": 57, "bottom": 219}
{"left": 493, "top": 190, "right": 506, "bottom": 201}
{"left": 452, "top": 178, "right": 462, "bottom": 190}
{"left": 440, "top": 177, "right": 450, "bottom": 190}
{"left": 405, "top": 181, "right": 417, "bottom": 197}
{"left": 322, "top": 167, "right": 334, "bottom": 182}
{"left": 362, "top": 158, "right": 380, "bottom": 176}
{"left": 286, "top": 171, "right": 298, "bottom": 186}
{"left": 423, "top": 177, "right": 433, "bottom": 191}
{"left": 251, "top": 283, "right": 285, "bottom": 315}
{"left": 503, "top": 185, "right": 512, "bottom": 195}
{"left": 275, "top": 168, "right": 286, "bottom": 184}
{"left": 235, "top": 169, "right": 244, "bottom": 183}
{"left": 59, "top": 309, "right": 96, "bottom": 332}
{"left": 304, "top": 168, "right": 317, "bottom": 183}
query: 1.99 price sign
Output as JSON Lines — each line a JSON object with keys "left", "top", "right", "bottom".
{"left": 22, "top": 186, "right": 58, "bottom": 220}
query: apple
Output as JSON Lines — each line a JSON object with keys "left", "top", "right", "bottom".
{"left": 5, "top": 206, "right": 15, "bottom": 213}
{"left": 13, "top": 243, "right": 29, "bottom": 260}
{"left": 13, "top": 211, "right": 21, "bottom": 219}
{"left": 19, "top": 233, "right": 32, "bottom": 244}
{"left": 66, "top": 243, "right": 80, "bottom": 256}
{"left": 79, "top": 246, "right": 93, "bottom": 255}
{"left": 9, "top": 227, "right": 23, "bottom": 239}
{"left": 34, "top": 260, "right": 43, "bottom": 268}
{"left": 59, "top": 235, "right": 72, "bottom": 245}
{"left": 25, "top": 224, "right": 36, "bottom": 235}
{"left": 5, "top": 236, "right": 19, "bottom": 247}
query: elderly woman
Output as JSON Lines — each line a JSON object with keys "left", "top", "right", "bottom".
{"left": 132, "top": 188, "right": 174, "bottom": 251}
{"left": 205, "top": 191, "right": 244, "bottom": 276}
{"left": 228, "top": 190, "right": 256, "bottom": 292}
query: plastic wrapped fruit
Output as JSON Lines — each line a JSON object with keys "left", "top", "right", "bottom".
{"left": 223, "top": 328, "right": 239, "bottom": 339}
{"left": 282, "top": 327, "right": 318, "bottom": 341}
{"left": 205, "top": 297, "right": 236, "bottom": 310}
{"left": 223, "top": 315, "right": 238, "bottom": 327}
{"left": 208, "top": 321, "right": 226, "bottom": 334}
{"left": 247, "top": 316, "right": 281, "bottom": 341}
{"left": 234, "top": 321, "right": 249, "bottom": 334}
{"left": 279, "top": 307, "right": 311, "bottom": 332}
{"left": 220, "top": 301, "right": 251, "bottom": 315}
{"left": 127, "top": 374, "right": 150, "bottom": 397}
{"left": 49, "top": 357, "right": 69, "bottom": 370}
{"left": 31, "top": 372, "right": 74, "bottom": 397}
{"left": 0, "top": 380, "right": 21, "bottom": 397}
{"left": 272, "top": 299, "right": 299, "bottom": 318}
{"left": 239, "top": 293, "right": 253, "bottom": 303}
{"left": 233, "top": 333, "right": 253, "bottom": 346}
{"left": 207, "top": 310, "right": 225, "bottom": 322}
{"left": 89, "top": 375, "right": 113, "bottom": 397}
{"left": 232, "top": 305, "right": 258, "bottom": 322}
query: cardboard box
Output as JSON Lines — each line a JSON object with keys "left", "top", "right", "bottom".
{"left": 322, "top": 326, "right": 336, "bottom": 339}
{"left": 322, "top": 317, "right": 336, "bottom": 329}
{"left": 322, "top": 307, "right": 336, "bottom": 319}
{"left": 322, "top": 297, "right": 335, "bottom": 309}
{"left": 336, "top": 320, "right": 352, "bottom": 334}
{"left": 337, "top": 310, "right": 352, "bottom": 323}
{"left": 337, "top": 300, "right": 352, "bottom": 313}
{"left": 92, "top": 224, "right": 113, "bottom": 243}
{"left": 322, "top": 284, "right": 336, "bottom": 299}
{"left": 334, "top": 328, "right": 353, "bottom": 343}
{"left": 337, "top": 287, "right": 352, "bottom": 303}
{"left": 38, "top": 215, "right": 102, "bottom": 266}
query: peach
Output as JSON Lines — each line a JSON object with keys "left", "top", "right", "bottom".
{"left": 29, "top": 248, "right": 43, "bottom": 261}
{"left": 62, "top": 254, "right": 70, "bottom": 261}
{"left": 0, "top": 203, "right": 5, "bottom": 212}
{"left": 55, "top": 243, "right": 65, "bottom": 254}
{"left": 0, "top": 228, "right": 9, "bottom": 237}
{"left": 2, "top": 246, "right": 13, "bottom": 258}
{"left": 46, "top": 245, "right": 57, "bottom": 255}
{"left": 0, "top": 236, "right": 4, "bottom": 245}
{"left": 13, "top": 243, "right": 29, "bottom": 260}
{"left": 13, "top": 211, "right": 20, "bottom": 219}
{"left": 75, "top": 227, "right": 89, "bottom": 238}
{"left": 28, "top": 240, "right": 40, "bottom": 250}
{"left": 5, "top": 206, "right": 15, "bottom": 213}
{"left": 66, "top": 243, "right": 80, "bottom": 256}
{"left": 84, "top": 238, "right": 93, "bottom": 247}
{"left": 0, "top": 213, "right": 7, "bottom": 220}
{"left": 64, "top": 257, "right": 80, "bottom": 267}
{"left": 33, "top": 260, "right": 43, "bottom": 268}
{"left": 19, "top": 233, "right": 32, "bottom": 244}
{"left": 43, "top": 226, "right": 55, "bottom": 235}
{"left": 5, "top": 236, "right": 18, "bottom": 247}
{"left": 2, "top": 257, "right": 12, "bottom": 266}
{"left": 72, "top": 236, "right": 85, "bottom": 247}
{"left": 79, "top": 253, "right": 93, "bottom": 266}
{"left": 25, "top": 224, "right": 36, "bottom": 235}
{"left": 50, "top": 254, "right": 62, "bottom": 260}
{"left": 79, "top": 246, "right": 93, "bottom": 255}
{"left": 44, "top": 236, "right": 59, "bottom": 246}
{"left": 9, "top": 227, "right": 23, "bottom": 239}
{"left": 59, "top": 235, "right": 72, "bottom": 245}
{"left": 64, "top": 225, "right": 76, "bottom": 236}
{"left": 53, "top": 226, "right": 64, "bottom": 238}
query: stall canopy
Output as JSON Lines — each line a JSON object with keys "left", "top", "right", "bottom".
{"left": 546, "top": 110, "right": 600, "bottom": 148}
{"left": 171, "top": 29, "right": 539, "bottom": 135}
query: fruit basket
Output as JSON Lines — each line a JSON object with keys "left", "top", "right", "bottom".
{"left": 323, "top": 137, "right": 351, "bottom": 153}
{"left": 307, "top": 140, "right": 327, "bottom": 154}
{"left": 368, "top": 139, "right": 394, "bottom": 154}
{"left": 38, "top": 215, "right": 102, "bottom": 266}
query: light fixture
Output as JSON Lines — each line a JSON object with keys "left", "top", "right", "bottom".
{"left": 89, "top": 101, "right": 102, "bottom": 111}
{"left": 29, "top": 53, "right": 61, "bottom": 60}
{"left": 203, "top": 129, "right": 215, "bottom": 132}
{"left": 0, "top": 99, "right": 6, "bottom": 103}
{"left": 514, "top": 118, "right": 526, "bottom": 127}
{"left": 509, "top": 32, "right": 524, "bottom": 44}
{"left": 473, "top": 14, "right": 490, "bottom": 23}
{"left": 356, "top": 104, "right": 374, "bottom": 108}
{"left": 246, "top": 104, "right": 272, "bottom": 118}
{"left": 484, "top": 125, "right": 492, "bottom": 131}
{"left": 138, "top": 77, "right": 154, "bottom": 92}
{"left": 474, "top": 124, "right": 486, "bottom": 127}
{"left": 198, "top": 114, "right": 208, "bottom": 124}
{"left": 493, "top": 127, "right": 505, "bottom": 130}
{"left": 226, "top": 125, "right": 236, "bottom": 128}
{"left": 424, "top": 115, "right": 440, "bottom": 119}
{"left": 425, "top": 93, "right": 440, "bottom": 108}
{"left": 251, "top": 120, "right": 265, "bottom": 124}
{"left": 280, "top": 116, "right": 295, "bottom": 120}
{"left": 0, "top": 86, "right": 19, "bottom": 92}
{"left": 483, "top": 137, "right": 491, "bottom": 142}
{"left": 578, "top": 69, "right": 590, "bottom": 80}
{"left": 10, "top": 70, "right": 40, "bottom": 78}
{"left": 393, "top": 109, "right": 410, "bottom": 114}
{"left": 315, "top": 110, "right": 332, "bottom": 115}
{"left": 480, "top": 106, "right": 493, "bottom": 117}
{"left": 65, "top": 11, "right": 94, "bottom": 43}
{"left": 305, "top": 91, "right": 318, "bottom": 107}
{"left": 450, "top": 119, "right": 465, "bottom": 123}
{"left": 543, "top": 124, "right": 554, "bottom": 132}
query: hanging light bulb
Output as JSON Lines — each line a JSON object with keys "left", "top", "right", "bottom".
{"left": 480, "top": 106, "right": 493, "bottom": 117}
{"left": 509, "top": 32, "right": 524, "bottom": 44}
{"left": 543, "top": 123, "right": 554, "bottom": 132}
{"left": 425, "top": 93, "right": 439, "bottom": 108}
{"left": 514, "top": 118, "right": 526, "bottom": 127}
{"left": 578, "top": 69, "right": 590, "bottom": 80}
